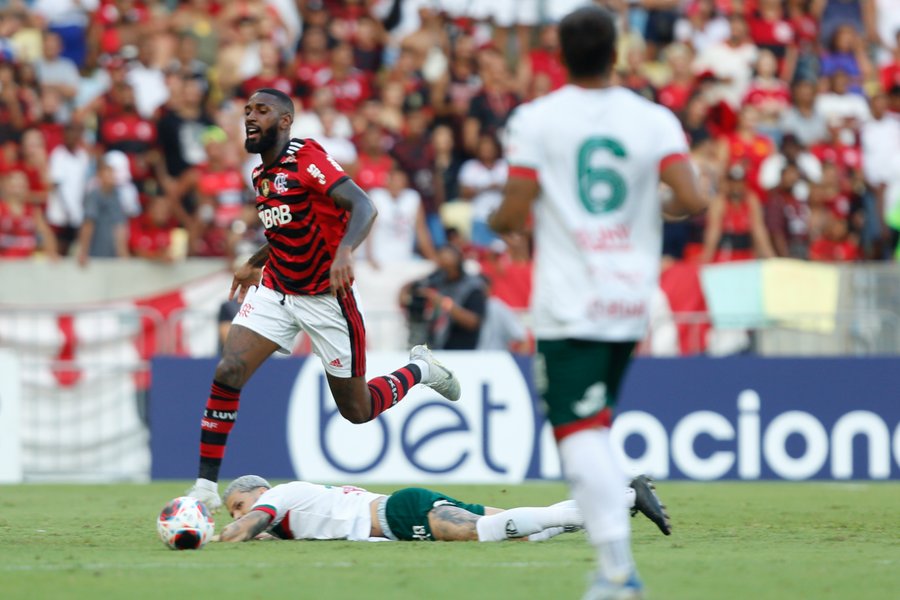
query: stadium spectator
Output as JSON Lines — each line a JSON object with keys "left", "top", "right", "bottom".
{"left": 674, "top": 0, "right": 731, "bottom": 55}
{"left": 291, "top": 26, "right": 331, "bottom": 102}
{"left": 458, "top": 132, "right": 507, "bottom": 249}
{"left": 315, "top": 106, "right": 359, "bottom": 172}
{"left": 860, "top": 92, "right": 900, "bottom": 257}
{"left": 702, "top": 164, "right": 775, "bottom": 262}
{"left": 517, "top": 24, "right": 566, "bottom": 99}
{"left": 237, "top": 39, "right": 292, "bottom": 100}
{"left": 321, "top": 42, "right": 372, "bottom": 115}
{"left": 291, "top": 87, "right": 353, "bottom": 140}
{"left": 787, "top": 0, "right": 821, "bottom": 81}
{"left": 391, "top": 107, "right": 440, "bottom": 227}
{"left": 363, "top": 164, "right": 436, "bottom": 269}
{"left": 0, "top": 62, "right": 28, "bottom": 144}
{"left": 96, "top": 81, "right": 159, "bottom": 196}
{"left": 46, "top": 121, "right": 90, "bottom": 255}
{"left": 880, "top": 31, "right": 900, "bottom": 92}
{"left": 657, "top": 43, "right": 697, "bottom": 114}
{"left": 476, "top": 276, "right": 530, "bottom": 353}
{"left": 717, "top": 105, "right": 775, "bottom": 198}
{"left": 693, "top": 13, "right": 758, "bottom": 109}
{"left": 157, "top": 72, "right": 214, "bottom": 223}
{"left": 35, "top": 31, "right": 81, "bottom": 120}
{"left": 76, "top": 158, "right": 129, "bottom": 266}
{"left": 130, "top": 194, "right": 177, "bottom": 263}
{"left": 192, "top": 126, "right": 244, "bottom": 258}
{"left": 463, "top": 43, "right": 519, "bottom": 153}
{"left": 400, "top": 244, "right": 487, "bottom": 350}
{"left": 779, "top": 79, "right": 829, "bottom": 147}
{"left": 126, "top": 35, "right": 170, "bottom": 119}
{"left": 873, "top": 0, "right": 900, "bottom": 64}
{"left": 816, "top": 0, "right": 876, "bottom": 44}
{"left": 809, "top": 209, "right": 861, "bottom": 261}
{"left": 11, "top": 128, "right": 53, "bottom": 206}
{"left": 814, "top": 70, "right": 872, "bottom": 126}
{"left": 820, "top": 24, "right": 872, "bottom": 95}
{"left": 0, "top": 169, "right": 57, "bottom": 259}
{"left": 478, "top": 232, "right": 533, "bottom": 311}
{"left": 764, "top": 162, "right": 812, "bottom": 259}
{"left": 758, "top": 133, "right": 823, "bottom": 201}
{"left": 32, "top": 0, "right": 94, "bottom": 67}
{"left": 354, "top": 122, "right": 393, "bottom": 192}
{"left": 747, "top": 0, "right": 797, "bottom": 78}
{"left": 743, "top": 50, "right": 791, "bottom": 140}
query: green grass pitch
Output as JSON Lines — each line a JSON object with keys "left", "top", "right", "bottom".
{"left": 0, "top": 481, "right": 897, "bottom": 599}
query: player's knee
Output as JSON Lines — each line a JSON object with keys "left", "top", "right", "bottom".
{"left": 214, "top": 356, "right": 245, "bottom": 389}
{"left": 336, "top": 401, "right": 370, "bottom": 425}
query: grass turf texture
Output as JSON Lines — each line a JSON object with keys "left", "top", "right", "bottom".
{"left": 0, "top": 482, "right": 896, "bottom": 600}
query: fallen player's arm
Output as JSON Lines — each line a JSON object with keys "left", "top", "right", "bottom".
{"left": 217, "top": 511, "right": 271, "bottom": 543}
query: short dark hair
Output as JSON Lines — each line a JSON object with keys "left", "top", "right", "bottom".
{"left": 559, "top": 6, "right": 617, "bottom": 79}
{"left": 252, "top": 88, "right": 295, "bottom": 117}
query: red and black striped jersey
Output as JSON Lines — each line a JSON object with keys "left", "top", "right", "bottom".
{"left": 251, "top": 138, "right": 350, "bottom": 295}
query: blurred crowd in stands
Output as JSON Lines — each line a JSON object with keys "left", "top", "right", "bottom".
{"left": 2, "top": 0, "right": 900, "bottom": 341}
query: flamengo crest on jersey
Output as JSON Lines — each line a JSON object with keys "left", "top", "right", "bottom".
{"left": 251, "top": 138, "right": 350, "bottom": 296}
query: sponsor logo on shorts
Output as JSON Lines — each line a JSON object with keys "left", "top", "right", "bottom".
{"left": 329, "top": 358, "right": 343, "bottom": 368}
{"left": 505, "top": 519, "right": 519, "bottom": 538}
{"left": 573, "top": 382, "right": 607, "bottom": 418}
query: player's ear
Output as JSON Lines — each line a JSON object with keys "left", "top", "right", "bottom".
{"left": 280, "top": 112, "right": 294, "bottom": 131}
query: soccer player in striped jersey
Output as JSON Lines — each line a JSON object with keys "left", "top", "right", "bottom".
{"left": 188, "top": 89, "right": 461, "bottom": 512}
{"left": 490, "top": 7, "right": 707, "bottom": 600}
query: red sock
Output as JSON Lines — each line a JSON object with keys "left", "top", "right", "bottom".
{"left": 366, "top": 364, "right": 421, "bottom": 421}
{"left": 198, "top": 380, "right": 240, "bottom": 482}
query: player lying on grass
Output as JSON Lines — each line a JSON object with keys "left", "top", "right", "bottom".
{"left": 215, "top": 475, "right": 670, "bottom": 543}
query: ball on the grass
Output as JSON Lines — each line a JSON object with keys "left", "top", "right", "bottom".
{"left": 157, "top": 496, "right": 215, "bottom": 550}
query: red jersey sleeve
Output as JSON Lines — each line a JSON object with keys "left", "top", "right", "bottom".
{"left": 294, "top": 140, "right": 351, "bottom": 196}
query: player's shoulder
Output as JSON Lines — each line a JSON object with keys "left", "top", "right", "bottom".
{"left": 615, "top": 87, "right": 681, "bottom": 124}
{"left": 276, "top": 138, "right": 306, "bottom": 166}
{"left": 509, "top": 87, "right": 569, "bottom": 123}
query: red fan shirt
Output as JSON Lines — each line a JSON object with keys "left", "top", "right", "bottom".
{"left": 0, "top": 202, "right": 38, "bottom": 258}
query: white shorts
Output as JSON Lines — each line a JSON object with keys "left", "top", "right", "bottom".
{"left": 231, "top": 284, "right": 367, "bottom": 378}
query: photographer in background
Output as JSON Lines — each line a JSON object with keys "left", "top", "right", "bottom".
{"left": 400, "top": 245, "right": 487, "bottom": 350}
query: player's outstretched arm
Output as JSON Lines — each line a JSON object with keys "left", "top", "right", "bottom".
{"left": 660, "top": 158, "right": 708, "bottom": 219}
{"left": 490, "top": 175, "right": 539, "bottom": 234}
{"left": 217, "top": 511, "right": 271, "bottom": 543}
{"left": 328, "top": 179, "right": 377, "bottom": 297}
{"left": 229, "top": 243, "right": 268, "bottom": 303}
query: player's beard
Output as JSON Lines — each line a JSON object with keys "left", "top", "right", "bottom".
{"left": 244, "top": 125, "right": 279, "bottom": 154}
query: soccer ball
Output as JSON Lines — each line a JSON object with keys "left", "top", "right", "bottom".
{"left": 157, "top": 496, "right": 215, "bottom": 550}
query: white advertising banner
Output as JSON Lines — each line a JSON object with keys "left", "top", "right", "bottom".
{"left": 0, "top": 350, "right": 23, "bottom": 483}
{"left": 287, "top": 352, "right": 537, "bottom": 483}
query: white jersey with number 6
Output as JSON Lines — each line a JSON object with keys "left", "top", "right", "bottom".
{"left": 504, "top": 85, "right": 688, "bottom": 341}
{"left": 251, "top": 481, "right": 383, "bottom": 541}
